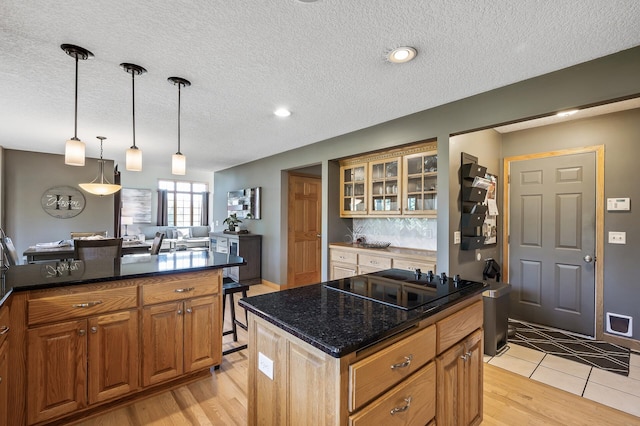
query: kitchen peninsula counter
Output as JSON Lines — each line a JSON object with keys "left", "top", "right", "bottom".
{"left": 2, "top": 251, "right": 244, "bottom": 425}
{"left": 240, "top": 270, "right": 486, "bottom": 425}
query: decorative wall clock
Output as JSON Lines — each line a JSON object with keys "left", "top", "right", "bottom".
{"left": 41, "top": 185, "right": 86, "bottom": 218}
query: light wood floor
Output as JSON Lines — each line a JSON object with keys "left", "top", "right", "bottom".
{"left": 74, "top": 284, "right": 639, "bottom": 426}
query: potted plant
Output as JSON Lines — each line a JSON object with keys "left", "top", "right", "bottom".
{"left": 223, "top": 213, "right": 242, "bottom": 232}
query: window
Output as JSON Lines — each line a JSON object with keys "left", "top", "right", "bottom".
{"left": 159, "top": 180, "right": 208, "bottom": 226}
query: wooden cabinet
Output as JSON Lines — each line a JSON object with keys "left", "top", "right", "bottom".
{"left": 0, "top": 304, "right": 9, "bottom": 426}
{"left": 25, "top": 284, "right": 139, "bottom": 424}
{"left": 339, "top": 140, "right": 437, "bottom": 218}
{"left": 329, "top": 244, "right": 436, "bottom": 280}
{"left": 340, "top": 162, "right": 368, "bottom": 216}
{"left": 142, "top": 274, "right": 221, "bottom": 386}
{"left": 369, "top": 157, "right": 401, "bottom": 215}
{"left": 247, "top": 296, "right": 482, "bottom": 425}
{"left": 210, "top": 232, "right": 262, "bottom": 283}
{"left": 402, "top": 150, "right": 437, "bottom": 216}
{"left": 436, "top": 329, "right": 483, "bottom": 426}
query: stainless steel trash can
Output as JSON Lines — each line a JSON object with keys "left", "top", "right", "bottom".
{"left": 483, "top": 282, "right": 511, "bottom": 356}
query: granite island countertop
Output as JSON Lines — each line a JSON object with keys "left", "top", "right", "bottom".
{"left": 0, "top": 251, "right": 244, "bottom": 306}
{"left": 239, "top": 269, "right": 486, "bottom": 358}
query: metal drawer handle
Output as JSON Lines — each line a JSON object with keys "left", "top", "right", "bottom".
{"left": 90, "top": 327, "right": 98, "bottom": 334}
{"left": 370, "top": 260, "right": 378, "bottom": 264}
{"left": 461, "top": 352, "right": 472, "bottom": 361}
{"left": 72, "top": 301, "right": 103, "bottom": 308}
{"left": 0, "top": 325, "right": 9, "bottom": 335}
{"left": 391, "top": 355, "right": 413, "bottom": 370}
{"left": 390, "top": 396, "right": 412, "bottom": 415}
{"left": 174, "top": 287, "right": 195, "bottom": 293}
{"left": 186, "top": 308, "right": 192, "bottom": 314}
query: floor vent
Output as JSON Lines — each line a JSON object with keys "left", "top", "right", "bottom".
{"left": 606, "top": 312, "right": 633, "bottom": 337}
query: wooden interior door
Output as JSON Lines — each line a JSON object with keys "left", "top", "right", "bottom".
{"left": 287, "top": 173, "right": 322, "bottom": 288}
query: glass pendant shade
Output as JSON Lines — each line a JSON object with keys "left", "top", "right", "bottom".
{"left": 126, "top": 146, "right": 142, "bottom": 171}
{"left": 79, "top": 136, "right": 122, "bottom": 196}
{"left": 65, "top": 138, "right": 85, "bottom": 166}
{"left": 172, "top": 153, "right": 186, "bottom": 175}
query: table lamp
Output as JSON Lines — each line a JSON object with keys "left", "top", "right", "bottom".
{"left": 122, "top": 216, "right": 133, "bottom": 236}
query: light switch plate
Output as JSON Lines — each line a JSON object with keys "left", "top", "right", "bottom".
{"left": 454, "top": 231, "right": 461, "bottom": 245}
{"left": 608, "top": 231, "right": 626, "bottom": 244}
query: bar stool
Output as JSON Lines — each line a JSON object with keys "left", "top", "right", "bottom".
{"left": 222, "top": 279, "right": 250, "bottom": 355}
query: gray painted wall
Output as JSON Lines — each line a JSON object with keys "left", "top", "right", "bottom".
{"left": 502, "top": 108, "right": 640, "bottom": 340}
{"left": 214, "top": 46, "right": 640, "bottom": 288}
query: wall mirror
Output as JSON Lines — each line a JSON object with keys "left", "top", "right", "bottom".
{"left": 227, "top": 187, "right": 261, "bottom": 219}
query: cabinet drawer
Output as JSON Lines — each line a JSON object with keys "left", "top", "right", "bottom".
{"left": 358, "top": 254, "right": 391, "bottom": 269}
{"left": 331, "top": 249, "right": 357, "bottom": 265}
{"left": 349, "top": 325, "right": 435, "bottom": 412}
{"left": 142, "top": 272, "right": 219, "bottom": 305}
{"left": 392, "top": 258, "right": 436, "bottom": 274}
{"left": 28, "top": 285, "right": 138, "bottom": 326}
{"left": 0, "top": 305, "right": 8, "bottom": 347}
{"left": 436, "top": 300, "right": 483, "bottom": 354}
{"left": 349, "top": 362, "right": 436, "bottom": 426}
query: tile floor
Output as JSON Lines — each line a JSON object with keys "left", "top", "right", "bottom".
{"left": 485, "top": 344, "right": 640, "bottom": 418}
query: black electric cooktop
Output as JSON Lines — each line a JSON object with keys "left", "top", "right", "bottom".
{"left": 324, "top": 268, "right": 482, "bottom": 310}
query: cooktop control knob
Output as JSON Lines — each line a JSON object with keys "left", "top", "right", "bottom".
{"left": 427, "top": 270, "right": 434, "bottom": 282}
{"left": 454, "top": 274, "right": 461, "bottom": 285}
{"left": 414, "top": 268, "right": 422, "bottom": 279}
{"left": 440, "top": 272, "right": 447, "bottom": 282}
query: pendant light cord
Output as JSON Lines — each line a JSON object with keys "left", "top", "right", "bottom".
{"left": 131, "top": 71, "right": 136, "bottom": 148}
{"left": 73, "top": 55, "right": 79, "bottom": 140}
{"left": 177, "top": 82, "right": 182, "bottom": 154}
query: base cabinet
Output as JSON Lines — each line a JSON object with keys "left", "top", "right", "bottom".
{"left": 27, "top": 310, "right": 139, "bottom": 424}
{"left": 247, "top": 297, "right": 482, "bottom": 426}
{"left": 436, "top": 329, "right": 483, "bottom": 426}
{"left": 0, "top": 304, "right": 9, "bottom": 426}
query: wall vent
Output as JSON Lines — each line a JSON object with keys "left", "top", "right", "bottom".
{"left": 605, "top": 312, "right": 633, "bottom": 337}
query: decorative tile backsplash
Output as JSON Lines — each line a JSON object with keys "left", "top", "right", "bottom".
{"left": 347, "top": 218, "right": 437, "bottom": 250}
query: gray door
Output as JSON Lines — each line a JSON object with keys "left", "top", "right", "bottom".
{"left": 509, "top": 152, "right": 596, "bottom": 336}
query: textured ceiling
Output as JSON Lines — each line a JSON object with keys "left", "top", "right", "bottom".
{"left": 1, "top": 1, "right": 639, "bottom": 173}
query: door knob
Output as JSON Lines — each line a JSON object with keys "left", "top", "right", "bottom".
{"left": 584, "top": 255, "right": 594, "bottom": 263}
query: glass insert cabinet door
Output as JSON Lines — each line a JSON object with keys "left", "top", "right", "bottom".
{"left": 403, "top": 152, "right": 437, "bottom": 215}
{"left": 341, "top": 162, "right": 367, "bottom": 215}
{"left": 369, "top": 158, "right": 401, "bottom": 215}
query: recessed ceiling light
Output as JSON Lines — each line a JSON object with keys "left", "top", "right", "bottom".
{"left": 387, "top": 46, "right": 417, "bottom": 64}
{"left": 274, "top": 108, "right": 291, "bottom": 117}
{"left": 556, "top": 109, "right": 579, "bottom": 117}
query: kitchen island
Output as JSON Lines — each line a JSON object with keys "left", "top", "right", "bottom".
{"left": 1, "top": 251, "right": 244, "bottom": 426}
{"left": 239, "top": 269, "right": 486, "bottom": 426}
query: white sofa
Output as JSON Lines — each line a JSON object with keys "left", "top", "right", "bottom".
{"left": 139, "top": 225, "right": 210, "bottom": 251}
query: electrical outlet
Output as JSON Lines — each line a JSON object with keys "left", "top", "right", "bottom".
{"left": 608, "top": 231, "right": 626, "bottom": 244}
{"left": 454, "top": 231, "right": 461, "bottom": 245}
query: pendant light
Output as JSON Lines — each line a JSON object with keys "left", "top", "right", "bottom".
{"left": 61, "top": 44, "right": 93, "bottom": 166}
{"left": 168, "top": 76, "right": 191, "bottom": 175}
{"left": 121, "top": 63, "right": 147, "bottom": 171}
{"left": 79, "top": 136, "right": 122, "bottom": 195}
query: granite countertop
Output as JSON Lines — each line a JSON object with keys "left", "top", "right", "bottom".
{"left": 0, "top": 251, "right": 244, "bottom": 305}
{"left": 239, "top": 269, "right": 485, "bottom": 358}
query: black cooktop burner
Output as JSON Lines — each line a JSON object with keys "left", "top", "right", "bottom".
{"left": 324, "top": 268, "right": 481, "bottom": 310}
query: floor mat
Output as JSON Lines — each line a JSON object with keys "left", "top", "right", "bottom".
{"left": 508, "top": 320, "right": 630, "bottom": 376}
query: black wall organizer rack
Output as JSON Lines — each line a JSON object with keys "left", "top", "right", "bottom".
{"left": 460, "top": 153, "right": 487, "bottom": 250}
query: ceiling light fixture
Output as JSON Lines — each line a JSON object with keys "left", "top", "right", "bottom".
{"left": 168, "top": 77, "right": 191, "bottom": 175}
{"left": 556, "top": 109, "right": 579, "bottom": 117}
{"left": 121, "top": 63, "right": 147, "bottom": 171}
{"left": 61, "top": 44, "right": 94, "bottom": 166}
{"left": 387, "top": 46, "right": 417, "bottom": 64}
{"left": 274, "top": 108, "right": 291, "bottom": 117}
{"left": 79, "top": 136, "right": 122, "bottom": 196}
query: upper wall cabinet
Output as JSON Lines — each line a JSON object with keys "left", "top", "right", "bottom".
{"left": 339, "top": 140, "right": 437, "bottom": 218}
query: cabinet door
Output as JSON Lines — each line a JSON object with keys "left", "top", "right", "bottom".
{"left": 184, "top": 296, "right": 221, "bottom": 372}
{"left": 462, "top": 330, "right": 483, "bottom": 425}
{"left": 27, "top": 319, "right": 87, "bottom": 425}
{"left": 88, "top": 310, "right": 139, "bottom": 404}
{"left": 369, "top": 158, "right": 401, "bottom": 215}
{"left": 142, "top": 302, "right": 184, "bottom": 386}
{"left": 341, "top": 163, "right": 368, "bottom": 216}
{"left": 403, "top": 151, "right": 437, "bottom": 216}
{"left": 0, "top": 340, "right": 7, "bottom": 426}
{"left": 436, "top": 340, "right": 465, "bottom": 426}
